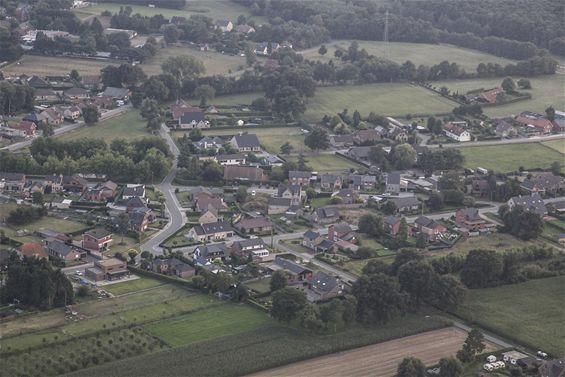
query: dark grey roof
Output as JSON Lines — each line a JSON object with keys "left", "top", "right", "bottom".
{"left": 0, "top": 172, "right": 25, "bottom": 181}
{"left": 315, "top": 207, "right": 340, "bottom": 218}
{"left": 268, "top": 197, "right": 292, "bottom": 206}
{"left": 303, "top": 230, "right": 319, "bottom": 240}
{"left": 348, "top": 146, "right": 372, "bottom": 159}
{"left": 388, "top": 196, "right": 420, "bottom": 208}
{"left": 180, "top": 111, "right": 205, "bottom": 123}
{"left": 46, "top": 239, "right": 74, "bottom": 257}
{"left": 458, "top": 208, "right": 481, "bottom": 221}
{"left": 334, "top": 189, "right": 356, "bottom": 198}
{"left": 64, "top": 87, "right": 88, "bottom": 96}
{"left": 123, "top": 185, "right": 144, "bottom": 197}
{"left": 216, "top": 154, "right": 245, "bottom": 161}
{"left": 215, "top": 19, "right": 231, "bottom": 27}
{"left": 509, "top": 194, "right": 547, "bottom": 216}
{"left": 310, "top": 271, "right": 338, "bottom": 293}
{"left": 384, "top": 215, "right": 401, "bottom": 226}
{"left": 85, "top": 228, "right": 112, "bottom": 239}
{"left": 277, "top": 183, "right": 301, "bottom": 197}
{"left": 351, "top": 174, "right": 376, "bottom": 186}
{"left": 274, "top": 256, "right": 311, "bottom": 275}
{"left": 195, "top": 136, "right": 224, "bottom": 149}
{"left": 289, "top": 171, "right": 312, "bottom": 179}
{"left": 232, "top": 238, "right": 266, "bottom": 250}
{"left": 333, "top": 223, "right": 353, "bottom": 234}
{"left": 414, "top": 216, "right": 441, "bottom": 229}
{"left": 386, "top": 172, "right": 401, "bottom": 185}
{"left": 201, "top": 221, "right": 232, "bottom": 234}
{"left": 129, "top": 211, "right": 147, "bottom": 226}
{"left": 521, "top": 173, "right": 563, "bottom": 191}
{"left": 195, "top": 243, "right": 228, "bottom": 258}
{"left": 103, "top": 86, "right": 129, "bottom": 98}
{"left": 232, "top": 134, "right": 260, "bottom": 148}
{"left": 320, "top": 174, "right": 341, "bottom": 184}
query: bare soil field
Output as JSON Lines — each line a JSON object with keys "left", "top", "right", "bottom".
{"left": 252, "top": 327, "right": 498, "bottom": 377}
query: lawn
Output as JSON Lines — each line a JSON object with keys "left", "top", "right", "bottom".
{"left": 245, "top": 277, "right": 272, "bottom": 294}
{"left": 304, "top": 83, "right": 458, "bottom": 121}
{"left": 142, "top": 45, "right": 246, "bottom": 77}
{"left": 0, "top": 203, "right": 88, "bottom": 234}
{"left": 211, "top": 92, "right": 263, "bottom": 106}
{"left": 434, "top": 75, "right": 565, "bottom": 118}
{"left": 543, "top": 139, "right": 565, "bottom": 154}
{"left": 287, "top": 154, "right": 365, "bottom": 173}
{"left": 57, "top": 110, "right": 149, "bottom": 143}
{"left": 74, "top": 0, "right": 262, "bottom": 22}
{"left": 102, "top": 277, "right": 164, "bottom": 296}
{"left": 143, "top": 304, "right": 272, "bottom": 347}
{"left": 433, "top": 233, "right": 546, "bottom": 258}
{"left": 357, "top": 234, "right": 394, "bottom": 256}
{"left": 1, "top": 54, "right": 119, "bottom": 76}
{"left": 458, "top": 142, "right": 564, "bottom": 172}
{"left": 303, "top": 41, "right": 516, "bottom": 72}
{"left": 454, "top": 276, "right": 565, "bottom": 357}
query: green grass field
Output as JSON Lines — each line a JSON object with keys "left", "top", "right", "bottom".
{"left": 458, "top": 142, "right": 564, "bottom": 172}
{"left": 454, "top": 276, "right": 565, "bottom": 356}
{"left": 287, "top": 154, "right": 365, "bottom": 173}
{"left": 142, "top": 45, "right": 246, "bottom": 76}
{"left": 102, "top": 277, "right": 164, "bottom": 296}
{"left": 303, "top": 41, "right": 515, "bottom": 72}
{"left": 143, "top": 304, "right": 272, "bottom": 347}
{"left": 434, "top": 75, "right": 565, "bottom": 118}
{"left": 0, "top": 203, "right": 88, "bottom": 234}
{"left": 2, "top": 54, "right": 120, "bottom": 76}
{"left": 304, "top": 83, "right": 458, "bottom": 121}
{"left": 57, "top": 110, "right": 148, "bottom": 143}
{"left": 211, "top": 92, "right": 263, "bottom": 106}
{"left": 245, "top": 278, "right": 272, "bottom": 294}
{"left": 543, "top": 139, "right": 565, "bottom": 154}
{"left": 74, "top": 0, "right": 262, "bottom": 22}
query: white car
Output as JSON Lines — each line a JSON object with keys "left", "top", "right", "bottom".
{"left": 74, "top": 271, "right": 83, "bottom": 276}
{"left": 251, "top": 190, "right": 256, "bottom": 196}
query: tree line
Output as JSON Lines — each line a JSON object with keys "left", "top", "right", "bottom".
{"left": 0, "top": 81, "right": 35, "bottom": 116}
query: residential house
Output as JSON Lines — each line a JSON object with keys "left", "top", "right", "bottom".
{"left": 476, "top": 87, "right": 503, "bottom": 104}
{"left": 388, "top": 196, "right": 421, "bottom": 214}
{"left": 223, "top": 165, "right": 267, "bottom": 182}
{"left": 215, "top": 154, "right": 246, "bottom": 166}
{"left": 214, "top": 19, "right": 233, "bottom": 32}
{"left": 388, "top": 128, "right": 408, "bottom": 142}
{"left": 353, "top": 130, "right": 381, "bottom": 145}
{"left": 235, "top": 24, "right": 255, "bottom": 34}
{"left": 178, "top": 111, "right": 209, "bottom": 129}
{"left": 125, "top": 196, "right": 148, "bottom": 213}
{"left": 0, "top": 124, "right": 26, "bottom": 138}
{"left": 311, "top": 207, "right": 340, "bottom": 224}
{"left": 63, "top": 106, "right": 82, "bottom": 121}
{"left": 270, "top": 257, "right": 313, "bottom": 284}
{"left": 350, "top": 174, "right": 377, "bottom": 191}
{"left": 507, "top": 194, "right": 547, "bottom": 216}
{"left": 187, "top": 221, "right": 233, "bottom": 243}
{"left": 81, "top": 75, "right": 101, "bottom": 90}
{"left": 384, "top": 216, "right": 402, "bottom": 236}
{"left": 254, "top": 42, "right": 279, "bottom": 56}
{"left": 151, "top": 258, "right": 195, "bottom": 279}
{"left": 320, "top": 174, "right": 342, "bottom": 191}
{"left": 83, "top": 180, "right": 118, "bottom": 202}
{"left": 231, "top": 238, "right": 270, "bottom": 261}
{"left": 234, "top": 217, "right": 274, "bottom": 234}
{"left": 61, "top": 175, "right": 88, "bottom": 193}
{"left": 230, "top": 134, "right": 262, "bottom": 153}
{"left": 44, "top": 238, "right": 84, "bottom": 261}
{"left": 193, "top": 242, "right": 229, "bottom": 261}
{"left": 122, "top": 184, "right": 145, "bottom": 199}
{"left": 331, "top": 188, "right": 359, "bottom": 204}
{"left": 307, "top": 271, "right": 343, "bottom": 301}
{"left": 471, "top": 179, "right": 490, "bottom": 197}
{"left": 411, "top": 144, "right": 429, "bottom": 161}
{"left": 41, "top": 107, "right": 64, "bottom": 126}
{"left": 455, "top": 208, "right": 494, "bottom": 233}
{"left": 494, "top": 120, "right": 517, "bottom": 137}
{"left": 195, "top": 136, "right": 224, "bottom": 151}
{"left": 289, "top": 171, "right": 312, "bottom": 186}
{"left": 277, "top": 183, "right": 304, "bottom": 205}
{"left": 17, "top": 242, "right": 48, "bottom": 259}
{"left": 0, "top": 172, "right": 26, "bottom": 192}
{"left": 514, "top": 112, "right": 554, "bottom": 135}
{"left": 520, "top": 173, "right": 564, "bottom": 195}
{"left": 102, "top": 87, "right": 130, "bottom": 101}
{"left": 129, "top": 209, "right": 152, "bottom": 232}
{"left": 330, "top": 134, "right": 355, "bottom": 148}
{"left": 82, "top": 229, "right": 113, "bottom": 252}
{"left": 198, "top": 210, "right": 220, "bottom": 224}
{"left": 414, "top": 216, "right": 447, "bottom": 242}
{"left": 347, "top": 146, "right": 372, "bottom": 163}
{"left": 330, "top": 223, "right": 355, "bottom": 242}
{"left": 444, "top": 122, "right": 471, "bottom": 142}
{"left": 34, "top": 88, "right": 58, "bottom": 102}
{"left": 195, "top": 194, "right": 228, "bottom": 213}
{"left": 285, "top": 205, "right": 304, "bottom": 219}
{"left": 86, "top": 258, "right": 129, "bottom": 282}
{"left": 385, "top": 172, "right": 404, "bottom": 195}
{"left": 63, "top": 87, "right": 89, "bottom": 100}
{"left": 302, "top": 230, "right": 332, "bottom": 252}
{"left": 22, "top": 111, "right": 44, "bottom": 125}
{"left": 268, "top": 197, "right": 292, "bottom": 214}
{"left": 10, "top": 120, "right": 37, "bottom": 137}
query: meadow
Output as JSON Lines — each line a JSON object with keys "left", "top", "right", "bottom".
{"left": 102, "top": 277, "right": 164, "bottom": 296}
{"left": 1, "top": 55, "right": 119, "bottom": 76}
{"left": 458, "top": 142, "right": 564, "bottom": 172}
{"left": 287, "top": 153, "right": 366, "bottom": 173}
{"left": 434, "top": 75, "right": 565, "bottom": 118}
{"left": 454, "top": 276, "right": 565, "bottom": 357}
{"left": 303, "top": 41, "right": 516, "bottom": 72}
{"left": 0, "top": 203, "right": 88, "bottom": 235}
{"left": 57, "top": 110, "right": 149, "bottom": 143}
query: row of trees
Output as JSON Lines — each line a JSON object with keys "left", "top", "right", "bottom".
{"left": 0, "top": 81, "right": 35, "bottom": 116}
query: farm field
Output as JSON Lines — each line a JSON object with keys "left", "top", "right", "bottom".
{"left": 543, "top": 139, "right": 565, "bottom": 154}
{"left": 73, "top": 0, "right": 261, "bottom": 22}
{"left": 454, "top": 276, "right": 565, "bottom": 357}
{"left": 57, "top": 110, "right": 148, "bottom": 143}
{"left": 287, "top": 153, "right": 365, "bottom": 173}
{"left": 304, "top": 83, "right": 458, "bottom": 121}
{"left": 303, "top": 41, "right": 516, "bottom": 72}
{"left": 142, "top": 45, "right": 246, "bottom": 76}
{"left": 102, "top": 277, "right": 164, "bottom": 296}
{"left": 434, "top": 75, "right": 565, "bottom": 118}
{"left": 458, "top": 142, "right": 564, "bottom": 172}
{"left": 430, "top": 233, "right": 547, "bottom": 257}
{"left": 1, "top": 54, "right": 119, "bottom": 76}
{"left": 144, "top": 304, "right": 272, "bottom": 347}
{"left": 253, "top": 327, "right": 498, "bottom": 377}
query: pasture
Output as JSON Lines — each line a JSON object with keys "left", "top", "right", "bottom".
{"left": 434, "top": 75, "right": 565, "bottom": 118}
{"left": 144, "top": 304, "right": 272, "bottom": 347}
{"left": 142, "top": 45, "right": 246, "bottom": 76}
{"left": 57, "top": 110, "right": 148, "bottom": 143}
{"left": 287, "top": 154, "right": 366, "bottom": 173}
{"left": 1, "top": 54, "right": 119, "bottom": 76}
{"left": 304, "top": 83, "right": 458, "bottom": 121}
{"left": 458, "top": 142, "right": 564, "bottom": 172}
{"left": 254, "top": 327, "right": 498, "bottom": 377}
{"left": 454, "top": 276, "right": 565, "bottom": 357}
{"left": 303, "top": 41, "right": 515, "bottom": 72}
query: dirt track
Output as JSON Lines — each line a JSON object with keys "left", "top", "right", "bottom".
{"left": 251, "top": 327, "right": 498, "bottom": 377}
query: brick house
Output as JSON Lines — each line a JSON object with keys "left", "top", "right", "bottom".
{"left": 384, "top": 216, "right": 402, "bottom": 236}
{"left": 288, "top": 171, "right": 312, "bottom": 186}
{"left": 82, "top": 229, "right": 113, "bottom": 252}
{"left": 10, "top": 120, "right": 37, "bottom": 137}
{"left": 455, "top": 208, "right": 494, "bottom": 232}
{"left": 231, "top": 238, "right": 270, "bottom": 261}
{"left": 0, "top": 172, "right": 26, "bottom": 192}
{"left": 414, "top": 216, "right": 447, "bottom": 242}
{"left": 151, "top": 258, "right": 195, "bottom": 279}
{"left": 187, "top": 221, "right": 233, "bottom": 243}
{"left": 86, "top": 258, "right": 129, "bottom": 282}
{"left": 270, "top": 256, "right": 313, "bottom": 284}
{"left": 320, "top": 174, "right": 342, "bottom": 191}
{"left": 44, "top": 238, "right": 84, "bottom": 261}
{"left": 234, "top": 216, "right": 274, "bottom": 234}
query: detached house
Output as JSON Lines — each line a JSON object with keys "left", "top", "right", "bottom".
{"left": 455, "top": 208, "right": 494, "bottom": 233}
{"left": 302, "top": 230, "right": 333, "bottom": 252}
{"left": 311, "top": 207, "right": 340, "bottom": 224}
{"left": 388, "top": 196, "right": 421, "bottom": 214}
{"left": 520, "top": 173, "right": 564, "bottom": 195}
{"left": 214, "top": 19, "right": 233, "bottom": 32}
{"left": 10, "top": 120, "right": 37, "bottom": 137}
{"left": 507, "top": 194, "right": 547, "bottom": 216}
{"left": 289, "top": 171, "right": 312, "bottom": 186}
{"left": 514, "top": 112, "right": 553, "bottom": 135}
{"left": 0, "top": 172, "right": 26, "bottom": 192}
{"left": 82, "top": 229, "right": 113, "bottom": 252}
{"left": 444, "top": 122, "right": 471, "bottom": 142}
{"left": 63, "top": 106, "right": 82, "bottom": 121}
{"left": 187, "top": 221, "right": 233, "bottom": 243}
{"left": 234, "top": 216, "right": 274, "bottom": 234}
{"left": 44, "top": 238, "right": 84, "bottom": 261}
{"left": 350, "top": 174, "right": 377, "bottom": 191}
{"left": 63, "top": 87, "right": 89, "bottom": 100}
{"left": 320, "top": 174, "right": 342, "bottom": 191}
{"left": 330, "top": 134, "right": 355, "bottom": 148}
{"left": 223, "top": 165, "right": 267, "bottom": 182}
{"left": 268, "top": 197, "right": 292, "bottom": 214}
{"left": 414, "top": 216, "right": 447, "bottom": 242}
{"left": 178, "top": 111, "right": 209, "bottom": 129}
{"left": 194, "top": 243, "right": 229, "bottom": 261}
{"left": 277, "top": 183, "right": 304, "bottom": 205}
{"left": 354, "top": 130, "right": 381, "bottom": 145}
{"left": 270, "top": 257, "right": 313, "bottom": 284}
{"left": 41, "top": 107, "right": 64, "bottom": 125}
{"left": 332, "top": 189, "right": 359, "bottom": 204}
{"left": 34, "top": 88, "right": 58, "bottom": 102}
{"left": 123, "top": 184, "right": 145, "bottom": 199}
{"left": 384, "top": 216, "right": 402, "bottom": 236}
{"left": 86, "top": 258, "right": 129, "bottom": 282}
{"left": 231, "top": 238, "right": 270, "bottom": 261}
{"left": 102, "top": 86, "right": 130, "bottom": 101}
{"left": 230, "top": 134, "right": 261, "bottom": 153}
{"left": 62, "top": 175, "right": 88, "bottom": 193}
{"left": 307, "top": 271, "right": 343, "bottom": 301}
{"left": 151, "top": 258, "right": 195, "bottom": 279}
{"left": 346, "top": 146, "right": 372, "bottom": 163}
{"left": 215, "top": 154, "right": 246, "bottom": 166}
{"left": 235, "top": 24, "right": 255, "bottom": 34}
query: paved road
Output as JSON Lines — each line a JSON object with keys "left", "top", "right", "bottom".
{"left": 1, "top": 105, "right": 132, "bottom": 151}
{"left": 140, "top": 124, "right": 186, "bottom": 254}
{"left": 427, "top": 134, "right": 564, "bottom": 149}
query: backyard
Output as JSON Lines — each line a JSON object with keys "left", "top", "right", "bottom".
{"left": 453, "top": 275, "right": 565, "bottom": 357}
{"left": 287, "top": 154, "right": 365, "bottom": 173}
